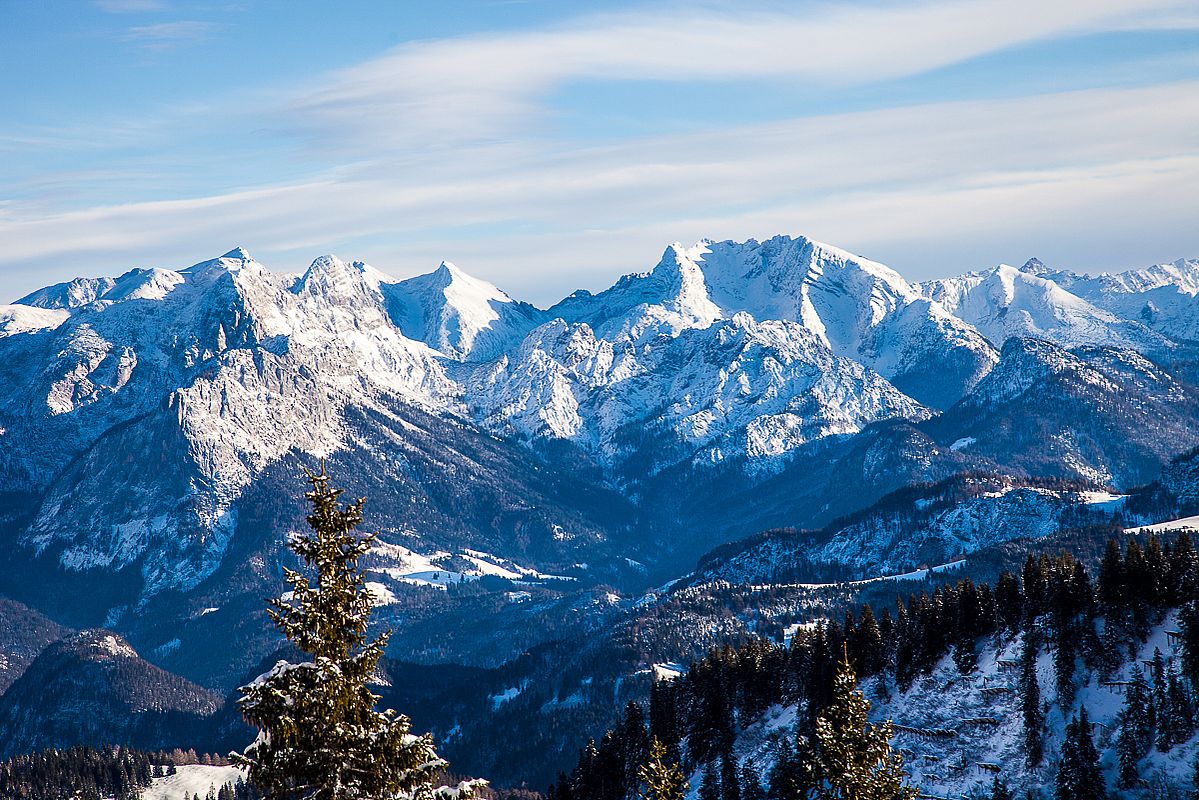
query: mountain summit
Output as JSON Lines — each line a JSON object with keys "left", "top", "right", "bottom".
{"left": 384, "top": 261, "right": 546, "bottom": 361}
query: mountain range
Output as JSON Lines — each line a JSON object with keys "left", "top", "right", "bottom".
{"left": 3, "top": 233, "right": 1199, "bottom": 780}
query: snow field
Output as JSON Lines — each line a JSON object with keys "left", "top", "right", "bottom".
{"left": 141, "top": 765, "right": 244, "bottom": 800}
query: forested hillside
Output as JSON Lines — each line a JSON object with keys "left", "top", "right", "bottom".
{"left": 554, "top": 534, "right": 1199, "bottom": 799}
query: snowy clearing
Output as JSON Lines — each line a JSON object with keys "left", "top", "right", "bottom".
{"left": 652, "top": 662, "right": 685, "bottom": 681}
{"left": 364, "top": 581, "right": 398, "bottom": 605}
{"left": 1127, "top": 514, "right": 1199, "bottom": 534}
{"left": 756, "top": 558, "right": 969, "bottom": 592}
{"left": 141, "top": 765, "right": 243, "bottom": 800}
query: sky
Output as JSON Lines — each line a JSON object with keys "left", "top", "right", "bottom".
{"left": 2, "top": 0, "right": 1198, "bottom": 306}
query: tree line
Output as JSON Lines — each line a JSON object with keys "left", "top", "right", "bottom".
{"left": 0, "top": 745, "right": 258, "bottom": 800}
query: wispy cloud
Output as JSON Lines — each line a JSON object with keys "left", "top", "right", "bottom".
{"left": 277, "top": 0, "right": 1196, "bottom": 153}
{"left": 94, "top": 0, "right": 168, "bottom": 13}
{"left": 3, "top": 1, "right": 1196, "bottom": 303}
{"left": 123, "top": 20, "right": 218, "bottom": 50}
{"left": 2, "top": 81, "right": 1196, "bottom": 302}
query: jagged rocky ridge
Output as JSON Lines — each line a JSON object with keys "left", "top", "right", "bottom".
{"left": 2, "top": 235, "right": 1199, "bottom": 688}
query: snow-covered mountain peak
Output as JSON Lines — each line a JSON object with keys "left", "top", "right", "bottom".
{"left": 922, "top": 263, "right": 1170, "bottom": 352}
{"left": 1110, "top": 257, "right": 1199, "bottom": 295}
{"left": 289, "top": 255, "right": 414, "bottom": 330}
{"left": 0, "top": 305, "right": 70, "bottom": 338}
{"left": 637, "top": 243, "right": 723, "bottom": 331}
{"left": 550, "top": 233, "right": 934, "bottom": 353}
{"left": 1021, "top": 256, "right": 1199, "bottom": 341}
{"left": 1019, "top": 257, "right": 1049, "bottom": 274}
{"left": 179, "top": 246, "right": 263, "bottom": 280}
{"left": 102, "top": 268, "right": 187, "bottom": 303}
{"left": 296, "top": 254, "right": 391, "bottom": 294}
{"left": 15, "top": 275, "right": 117, "bottom": 310}
{"left": 383, "top": 260, "right": 546, "bottom": 361}
{"left": 539, "top": 234, "right": 992, "bottom": 409}
{"left": 431, "top": 259, "right": 469, "bottom": 283}
{"left": 671, "top": 235, "right": 992, "bottom": 408}
{"left": 546, "top": 243, "right": 722, "bottom": 344}
{"left": 691, "top": 235, "right": 918, "bottom": 322}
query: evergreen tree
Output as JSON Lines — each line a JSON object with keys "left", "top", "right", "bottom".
{"left": 636, "top": 739, "right": 687, "bottom": 800}
{"left": 1181, "top": 601, "right": 1199, "bottom": 687}
{"left": 853, "top": 606, "right": 884, "bottom": 678}
{"left": 649, "top": 681, "right": 682, "bottom": 763}
{"left": 810, "top": 648, "right": 916, "bottom": 800}
{"left": 892, "top": 601, "right": 915, "bottom": 690}
{"left": 738, "top": 761, "right": 764, "bottom": 800}
{"left": 719, "top": 753, "right": 739, "bottom": 800}
{"left": 1097, "top": 538, "right": 1125, "bottom": 614}
{"left": 1115, "top": 721, "right": 1140, "bottom": 791}
{"left": 952, "top": 579, "right": 978, "bottom": 673}
{"left": 1159, "top": 669, "right": 1195, "bottom": 750}
{"left": 620, "top": 702, "right": 652, "bottom": 793}
{"left": 232, "top": 467, "right": 482, "bottom": 800}
{"left": 1116, "top": 670, "right": 1152, "bottom": 790}
{"left": 1050, "top": 573, "right": 1078, "bottom": 707}
{"left": 1124, "top": 541, "right": 1152, "bottom": 638}
{"left": 995, "top": 571, "right": 1022, "bottom": 634}
{"left": 1022, "top": 555, "right": 1048, "bottom": 624}
{"left": 988, "top": 776, "right": 1013, "bottom": 800}
{"left": 767, "top": 736, "right": 806, "bottom": 800}
{"left": 1019, "top": 633, "right": 1043, "bottom": 768}
{"left": 698, "top": 762, "right": 719, "bottom": 800}
{"left": 1054, "top": 708, "right": 1106, "bottom": 800}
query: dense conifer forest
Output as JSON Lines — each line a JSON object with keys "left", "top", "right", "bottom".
{"left": 0, "top": 746, "right": 258, "bottom": 800}
{"left": 551, "top": 534, "right": 1199, "bottom": 800}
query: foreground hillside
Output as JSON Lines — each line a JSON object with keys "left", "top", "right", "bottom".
{"left": 557, "top": 534, "right": 1199, "bottom": 799}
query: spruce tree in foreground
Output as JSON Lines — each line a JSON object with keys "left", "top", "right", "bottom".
{"left": 811, "top": 648, "right": 917, "bottom": 800}
{"left": 232, "top": 467, "right": 482, "bottom": 800}
{"left": 637, "top": 738, "right": 688, "bottom": 800}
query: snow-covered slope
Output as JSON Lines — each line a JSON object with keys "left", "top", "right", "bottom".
{"left": 553, "top": 236, "right": 996, "bottom": 409}
{"left": 692, "top": 476, "right": 1125, "bottom": 585}
{"left": 1028, "top": 257, "right": 1199, "bottom": 342}
{"left": 467, "top": 311, "right": 927, "bottom": 471}
{"left": 729, "top": 618, "right": 1197, "bottom": 799}
{"left": 926, "top": 337, "right": 1199, "bottom": 488}
{"left": 921, "top": 261, "right": 1171, "bottom": 353}
{"left": 383, "top": 261, "right": 546, "bottom": 361}
{"left": 142, "top": 765, "right": 244, "bottom": 800}
{"left": 0, "top": 248, "right": 467, "bottom": 595}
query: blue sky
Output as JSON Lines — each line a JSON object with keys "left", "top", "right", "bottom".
{"left": 2, "top": 0, "right": 1198, "bottom": 305}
